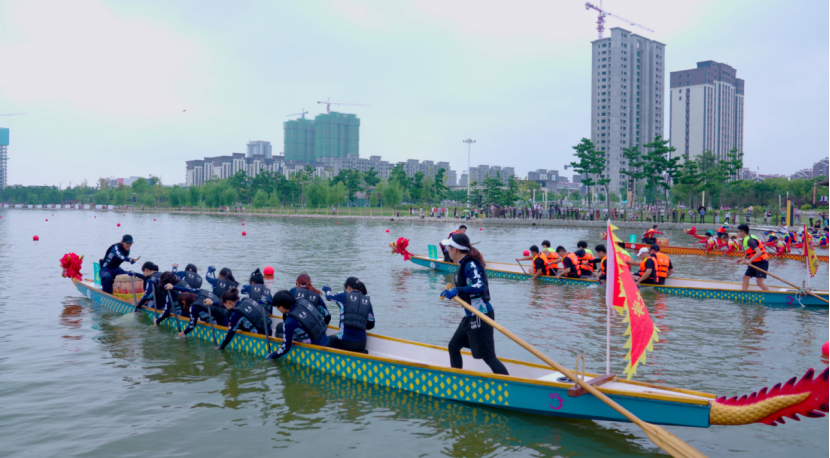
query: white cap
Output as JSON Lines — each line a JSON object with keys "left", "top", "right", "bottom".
{"left": 441, "top": 237, "right": 469, "bottom": 251}
{"left": 637, "top": 247, "right": 650, "bottom": 256}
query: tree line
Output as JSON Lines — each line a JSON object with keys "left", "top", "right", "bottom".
{"left": 568, "top": 136, "right": 827, "bottom": 210}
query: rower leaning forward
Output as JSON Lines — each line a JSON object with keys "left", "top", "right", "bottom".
{"left": 99, "top": 234, "right": 139, "bottom": 294}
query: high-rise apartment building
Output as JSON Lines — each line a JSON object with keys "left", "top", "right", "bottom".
{"left": 0, "top": 128, "right": 7, "bottom": 188}
{"left": 283, "top": 112, "right": 360, "bottom": 162}
{"left": 591, "top": 27, "right": 666, "bottom": 195}
{"left": 670, "top": 61, "right": 744, "bottom": 161}
{"left": 246, "top": 140, "right": 272, "bottom": 159}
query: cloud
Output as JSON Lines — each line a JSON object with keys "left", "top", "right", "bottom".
{"left": 0, "top": 0, "right": 215, "bottom": 119}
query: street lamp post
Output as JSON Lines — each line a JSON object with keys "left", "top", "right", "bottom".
{"left": 463, "top": 139, "right": 475, "bottom": 200}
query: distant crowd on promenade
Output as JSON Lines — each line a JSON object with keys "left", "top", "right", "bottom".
{"left": 417, "top": 204, "right": 829, "bottom": 228}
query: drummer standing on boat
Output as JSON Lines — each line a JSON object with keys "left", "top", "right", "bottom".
{"left": 440, "top": 233, "right": 509, "bottom": 375}
{"left": 738, "top": 224, "right": 770, "bottom": 291}
{"left": 99, "top": 234, "right": 139, "bottom": 294}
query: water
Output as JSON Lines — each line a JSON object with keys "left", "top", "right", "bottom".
{"left": 0, "top": 209, "right": 827, "bottom": 457}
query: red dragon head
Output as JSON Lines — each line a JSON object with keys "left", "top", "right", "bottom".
{"left": 60, "top": 253, "right": 84, "bottom": 281}
{"left": 389, "top": 237, "right": 412, "bottom": 261}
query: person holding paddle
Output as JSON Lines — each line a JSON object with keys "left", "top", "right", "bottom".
{"left": 130, "top": 262, "right": 161, "bottom": 312}
{"left": 738, "top": 224, "right": 770, "bottom": 291}
{"left": 515, "top": 245, "right": 548, "bottom": 280}
{"left": 216, "top": 288, "right": 272, "bottom": 351}
{"left": 152, "top": 272, "right": 198, "bottom": 327}
{"left": 267, "top": 291, "right": 329, "bottom": 360}
{"left": 439, "top": 232, "right": 509, "bottom": 376}
{"left": 178, "top": 291, "right": 228, "bottom": 338}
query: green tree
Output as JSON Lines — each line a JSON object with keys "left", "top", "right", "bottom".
{"left": 388, "top": 164, "right": 410, "bottom": 190}
{"left": 432, "top": 168, "right": 450, "bottom": 202}
{"left": 113, "top": 189, "right": 128, "bottom": 206}
{"left": 363, "top": 167, "right": 381, "bottom": 187}
{"left": 131, "top": 177, "right": 148, "bottom": 195}
{"left": 188, "top": 186, "right": 201, "bottom": 206}
{"left": 141, "top": 193, "right": 156, "bottom": 207}
{"left": 620, "top": 145, "right": 646, "bottom": 206}
{"left": 222, "top": 187, "right": 238, "bottom": 207}
{"left": 252, "top": 189, "right": 269, "bottom": 208}
{"left": 500, "top": 176, "right": 520, "bottom": 206}
{"left": 410, "top": 171, "right": 426, "bottom": 203}
{"left": 381, "top": 181, "right": 403, "bottom": 208}
{"left": 268, "top": 190, "right": 280, "bottom": 208}
{"left": 641, "top": 135, "right": 679, "bottom": 206}
{"left": 330, "top": 181, "right": 348, "bottom": 206}
{"left": 94, "top": 189, "right": 110, "bottom": 205}
{"left": 569, "top": 138, "right": 609, "bottom": 212}
{"left": 306, "top": 178, "right": 330, "bottom": 207}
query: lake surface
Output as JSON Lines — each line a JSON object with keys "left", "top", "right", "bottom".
{"left": 0, "top": 209, "right": 827, "bottom": 457}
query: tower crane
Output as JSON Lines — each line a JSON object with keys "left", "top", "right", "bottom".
{"left": 287, "top": 109, "right": 308, "bottom": 119}
{"left": 585, "top": 2, "right": 654, "bottom": 40}
{"left": 0, "top": 113, "right": 27, "bottom": 117}
{"left": 317, "top": 98, "right": 370, "bottom": 114}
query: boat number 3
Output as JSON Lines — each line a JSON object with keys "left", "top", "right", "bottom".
{"left": 547, "top": 393, "right": 563, "bottom": 410}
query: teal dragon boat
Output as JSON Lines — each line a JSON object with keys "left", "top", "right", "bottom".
{"left": 71, "top": 278, "right": 828, "bottom": 429}
{"left": 407, "top": 255, "right": 829, "bottom": 307}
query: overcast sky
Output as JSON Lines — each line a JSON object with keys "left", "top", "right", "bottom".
{"left": 0, "top": 0, "right": 827, "bottom": 187}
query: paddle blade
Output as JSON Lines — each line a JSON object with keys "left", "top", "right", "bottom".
{"left": 642, "top": 423, "right": 707, "bottom": 458}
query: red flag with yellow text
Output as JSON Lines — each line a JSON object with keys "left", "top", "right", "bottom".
{"left": 605, "top": 223, "right": 659, "bottom": 380}
{"left": 804, "top": 225, "right": 820, "bottom": 278}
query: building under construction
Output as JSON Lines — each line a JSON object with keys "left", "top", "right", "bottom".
{"left": 284, "top": 112, "right": 360, "bottom": 162}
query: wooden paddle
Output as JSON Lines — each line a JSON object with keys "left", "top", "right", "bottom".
{"left": 129, "top": 274, "right": 138, "bottom": 306}
{"left": 261, "top": 310, "right": 272, "bottom": 355}
{"left": 440, "top": 284, "right": 706, "bottom": 458}
{"left": 166, "top": 290, "right": 184, "bottom": 333}
{"left": 745, "top": 264, "right": 829, "bottom": 304}
{"left": 516, "top": 261, "right": 527, "bottom": 275}
{"left": 202, "top": 297, "right": 218, "bottom": 346}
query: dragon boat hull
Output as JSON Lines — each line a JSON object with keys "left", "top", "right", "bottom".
{"left": 408, "top": 256, "right": 829, "bottom": 307}
{"left": 72, "top": 278, "right": 717, "bottom": 428}
{"left": 628, "top": 242, "right": 828, "bottom": 263}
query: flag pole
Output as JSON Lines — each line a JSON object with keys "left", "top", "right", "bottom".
{"left": 605, "top": 221, "right": 612, "bottom": 375}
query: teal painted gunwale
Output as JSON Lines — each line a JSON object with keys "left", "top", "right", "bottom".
{"left": 73, "top": 279, "right": 712, "bottom": 428}
{"left": 409, "top": 256, "right": 828, "bottom": 307}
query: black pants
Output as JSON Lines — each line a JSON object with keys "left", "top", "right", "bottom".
{"left": 642, "top": 237, "right": 656, "bottom": 245}
{"left": 328, "top": 336, "right": 366, "bottom": 352}
{"left": 448, "top": 310, "right": 508, "bottom": 375}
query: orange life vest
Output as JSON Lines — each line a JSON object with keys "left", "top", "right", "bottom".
{"left": 717, "top": 226, "right": 726, "bottom": 234}
{"left": 644, "top": 229, "right": 655, "bottom": 238}
{"left": 639, "top": 258, "right": 648, "bottom": 275}
{"left": 531, "top": 254, "right": 544, "bottom": 275}
{"left": 744, "top": 235, "right": 770, "bottom": 262}
{"left": 579, "top": 252, "right": 595, "bottom": 273}
{"left": 543, "top": 250, "right": 560, "bottom": 271}
{"left": 600, "top": 256, "right": 607, "bottom": 276}
{"left": 653, "top": 252, "right": 671, "bottom": 278}
{"left": 564, "top": 252, "right": 581, "bottom": 276}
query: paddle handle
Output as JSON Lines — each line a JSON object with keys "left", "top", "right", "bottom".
{"left": 746, "top": 264, "right": 829, "bottom": 304}
{"left": 129, "top": 276, "right": 138, "bottom": 306}
{"left": 516, "top": 261, "right": 527, "bottom": 275}
{"left": 167, "top": 291, "right": 183, "bottom": 332}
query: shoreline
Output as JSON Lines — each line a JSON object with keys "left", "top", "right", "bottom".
{"left": 4, "top": 206, "right": 793, "bottom": 230}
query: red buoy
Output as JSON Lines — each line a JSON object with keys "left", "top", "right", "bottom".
{"left": 117, "top": 223, "right": 121, "bottom": 227}
{"left": 46, "top": 219, "right": 48, "bottom": 221}
{"left": 823, "top": 341, "right": 829, "bottom": 356}
{"left": 153, "top": 219, "right": 156, "bottom": 221}
{"left": 242, "top": 231, "right": 247, "bottom": 236}
{"left": 480, "top": 228, "right": 483, "bottom": 231}
{"left": 263, "top": 266, "right": 275, "bottom": 276}
{"left": 337, "top": 222, "right": 340, "bottom": 225}
{"left": 242, "top": 223, "right": 245, "bottom": 225}
{"left": 33, "top": 235, "right": 39, "bottom": 241}
{"left": 386, "top": 229, "right": 390, "bottom": 233}
{"left": 523, "top": 250, "right": 529, "bottom": 256}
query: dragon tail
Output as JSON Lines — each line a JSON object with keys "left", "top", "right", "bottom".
{"left": 709, "top": 367, "right": 829, "bottom": 426}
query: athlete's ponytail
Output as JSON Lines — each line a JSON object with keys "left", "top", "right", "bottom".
{"left": 178, "top": 292, "right": 196, "bottom": 313}
{"left": 219, "top": 267, "right": 237, "bottom": 284}
{"left": 296, "top": 273, "right": 322, "bottom": 295}
{"left": 344, "top": 277, "right": 368, "bottom": 295}
{"left": 468, "top": 246, "right": 486, "bottom": 268}
{"left": 221, "top": 288, "right": 239, "bottom": 304}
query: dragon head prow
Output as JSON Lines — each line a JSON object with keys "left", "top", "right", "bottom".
{"left": 710, "top": 367, "right": 829, "bottom": 426}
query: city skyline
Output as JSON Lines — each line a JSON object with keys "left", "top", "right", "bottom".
{"left": 0, "top": 0, "right": 827, "bottom": 187}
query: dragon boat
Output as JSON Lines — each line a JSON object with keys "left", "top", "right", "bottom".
{"left": 405, "top": 254, "right": 829, "bottom": 307}
{"left": 626, "top": 242, "right": 828, "bottom": 263}
{"left": 69, "top": 277, "right": 828, "bottom": 429}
